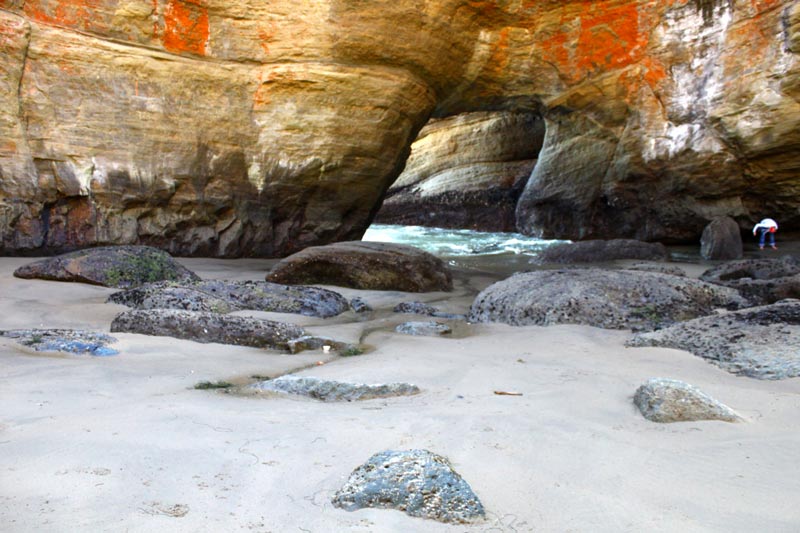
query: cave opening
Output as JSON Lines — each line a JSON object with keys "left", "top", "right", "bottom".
{"left": 365, "top": 110, "right": 557, "bottom": 260}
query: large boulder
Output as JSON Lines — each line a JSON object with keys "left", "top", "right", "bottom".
{"left": 469, "top": 269, "right": 746, "bottom": 331}
{"left": 266, "top": 242, "right": 453, "bottom": 292}
{"left": 700, "top": 217, "right": 743, "bottom": 260}
{"left": 531, "top": 239, "right": 668, "bottom": 264}
{"left": 633, "top": 378, "right": 743, "bottom": 423}
{"left": 628, "top": 300, "right": 800, "bottom": 380}
{"left": 376, "top": 111, "right": 544, "bottom": 232}
{"left": 13, "top": 246, "right": 199, "bottom": 288}
{"left": 699, "top": 257, "right": 800, "bottom": 305}
{"left": 108, "top": 279, "right": 350, "bottom": 318}
{"left": 332, "top": 449, "right": 484, "bottom": 524}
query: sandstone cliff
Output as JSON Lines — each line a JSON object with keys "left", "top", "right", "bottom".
{"left": 0, "top": 0, "right": 798, "bottom": 255}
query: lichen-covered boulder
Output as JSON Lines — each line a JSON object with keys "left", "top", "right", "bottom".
{"left": 628, "top": 300, "right": 800, "bottom": 380}
{"left": 13, "top": 246, "right": 199, "bottom": 288}
{"left": 110, "top": 309, "right": 306, "bottom": 351}
{"left": 699, "top": 257, "right": 800, "bottom": 305}
{"left": 332, "top": 449, "right": 484, "bottom": 523}
{"left": 266, "top": 241, "right": 453, "bottom": 292}
{"left": 469, "top": 269, "right": 746, "bottom": 331}
{"left": 700, "top": 217, "right": 743, "bottom": 260}
{"left": 531, "top": 239, "right": 668, "bottom": 264}
{"left": 248, "top": 376, "right": 419, "bottom": 402}
{"left": 108, "top": 279, "right": 349, "bottom": 318}
{"left": 633, "top": 378, "right": 743, "bottom": 423}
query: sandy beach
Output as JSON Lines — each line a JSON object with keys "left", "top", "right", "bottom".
{"left": 1, "top": 255, "right": 799, "bottom": 532}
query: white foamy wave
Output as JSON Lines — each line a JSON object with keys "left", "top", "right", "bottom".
{"left": 362, "top": 224, "right": 566, "bottom": 257}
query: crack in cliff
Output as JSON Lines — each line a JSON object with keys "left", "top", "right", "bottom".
{"left": 16, "top": 19, "right": 31, "bottom": 146}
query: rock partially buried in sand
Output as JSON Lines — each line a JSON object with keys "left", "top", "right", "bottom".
{"left": 248, "top": 376, "right": 420, "bottom": 401}
{"left": 393, "top": 301, "right": 466, "bottom": 319}
{"left": 627, "top": 300, "right": 800, "bottom": 380}
{"left": 469, "top": 269, "right": 746, "bottom": 331}
{"left": 110, "top": 309, "right": 307, "bottom": 351}
{"left": 531, "top": 239, "right": 668, "bottom": 264}
{"left": 285, "top": 336, "right": 361, "bottom": 355}
{"left": 395, "top": 321, "right": 452, "bottom": 336}
{"left": 266, "top": 241, "right": 453, "bottom": 292}
{"left": 108, "top": 279, "right": 349, "bottom": 318}
{"left": 332, "top": 449, "right": 484, "bottom": 523}
{"left": 0, "top": 329, "right": 118, "bottom": 356}
{"left": 13, "top": 246, "right": 199, "bottom": 288}
{"left": 699, "top": 257, "right": 800, "bottom": 305}
{"left": 633, "top": 378, "right": 743, "bottom": 423}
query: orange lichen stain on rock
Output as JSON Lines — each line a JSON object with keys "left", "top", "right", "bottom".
{"left": 258, "top": 22, "right": 277, "bottom": 56}
{"left": 574, "top": 3, "right": 648, "bottom": 76}
{"left": 23, "top": 0, "right": 100, "bottom": 30}
{"left": 485, "top": 27, "right": 511, "bottom": 78}
{"left": 161, "top": 0, "right": 209, "bottom": 56}
{"left": 535, "top": 2, "right": 667, "bottom": 89}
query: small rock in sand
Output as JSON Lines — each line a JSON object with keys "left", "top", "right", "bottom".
{"left": 248, "top": 376, "right": 420, "bottom": 401}
{"left": 395, "top": 321, "right": 452, "bottom": 336}
{"left": 0, "top": 329, "right": 119, "bottom": 356}
{"left": 633, "top": 378, "right": 743, "bottom": 423}
{"left": 332, "top": 449, "right": 484, "bottom": 523}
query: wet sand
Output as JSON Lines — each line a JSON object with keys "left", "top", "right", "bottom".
{"left": 1, "top": 251, "right": 799, "bottom": 532}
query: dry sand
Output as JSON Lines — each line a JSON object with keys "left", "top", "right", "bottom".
{"left": 1, "top": 255, "right": 799, "bottom": 532}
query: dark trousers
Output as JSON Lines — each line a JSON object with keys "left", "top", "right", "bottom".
{"left": 758, "top": 228, "right": 775, "bottom": 247}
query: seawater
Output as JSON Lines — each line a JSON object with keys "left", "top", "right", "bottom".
{"left": 362, "top": 224, "right": 568, "bottom": 277}
{"left": 363, "top": 224, "right": 566, "bottom": 257}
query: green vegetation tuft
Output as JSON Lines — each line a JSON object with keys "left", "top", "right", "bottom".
{"left": 340, "top": 346, "right": 364, "bottom": 357}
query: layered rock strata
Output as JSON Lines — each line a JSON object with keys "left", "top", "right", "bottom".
{"left": 376, "top": 111, "right": 544, "bottom": 232}
{"left": 1, "top": 1, "right": 798, "bottom": 254}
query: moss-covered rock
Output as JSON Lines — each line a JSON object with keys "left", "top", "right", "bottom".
{"left": 13, "top": 246, "right": 199, "bottom": 288}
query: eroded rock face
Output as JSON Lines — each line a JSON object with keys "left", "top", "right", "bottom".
{"left": 699, "top": 257, "right": 800, "bottom": 304}
{"left": 376, "top": 111, "right": 544, "bottom": 232}
{"left": 1, "top": 1, "right": 798, "bottom": 254}
{"left": 628, "top": 300, "right": 800, "bottom": 379}
{"left": 469, "top": 268, "right": 746, "bottom": 331}
{"left": 266, "top": 241, "right": 453, "bottom": 292}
